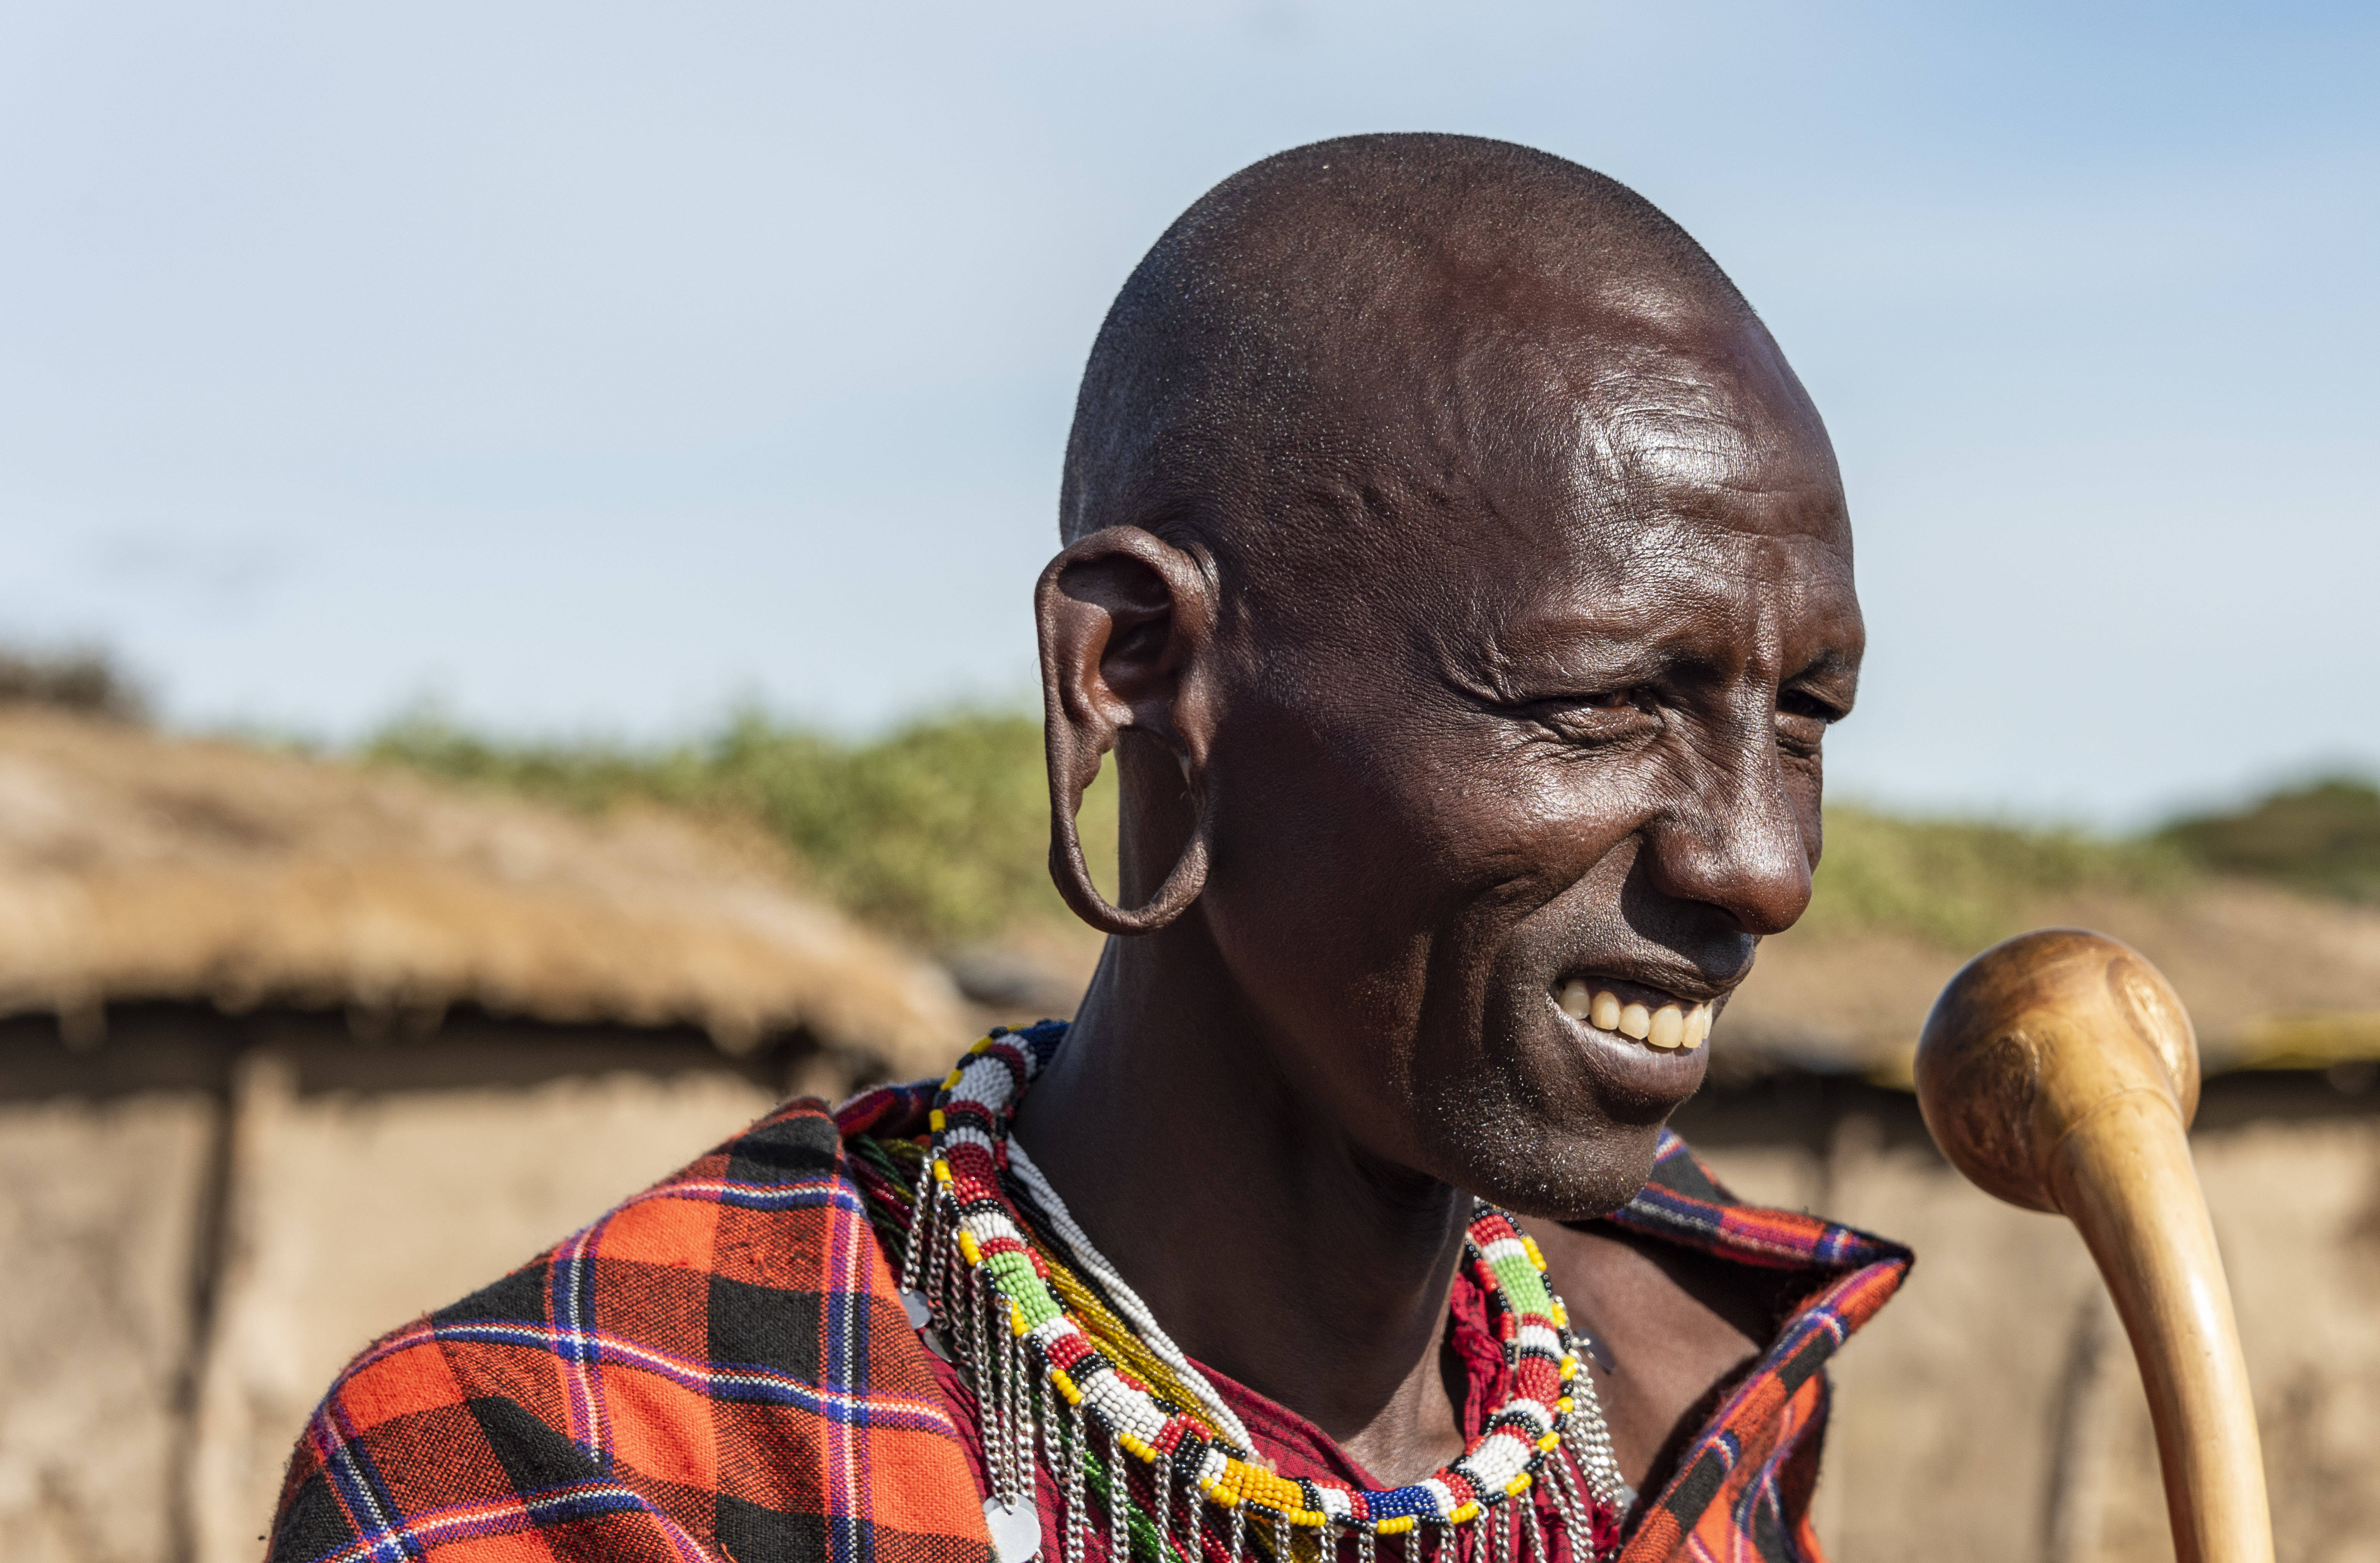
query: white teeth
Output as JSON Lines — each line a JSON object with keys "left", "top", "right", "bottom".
{"left": 1557, "top": 983, "right": 1717, "bottom": 1052}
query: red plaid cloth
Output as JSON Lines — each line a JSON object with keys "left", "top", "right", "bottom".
{"left": 269, "top": 1088, "right": 1906, "bottom": 1563}
{"left": 1600, "top": 1137, "right": 1910, "bottom": 1561}
{"left": 267, "top": 1104, "right": 989, "bottom": 1563}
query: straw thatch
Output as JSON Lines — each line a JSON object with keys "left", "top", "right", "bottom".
{"left": 0, "top": 708, "right": 965, "bottom": 1070}
{"left": 1722, "top": 880, "right": 2380, "bottom": 1082}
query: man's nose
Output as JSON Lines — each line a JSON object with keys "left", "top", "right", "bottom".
{"left": 1638, "top": 738, "right": 1815, "bottom": 938}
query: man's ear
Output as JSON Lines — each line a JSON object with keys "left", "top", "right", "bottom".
{"left": 1034, "top": 526, "right": 1219, "bottom": 935}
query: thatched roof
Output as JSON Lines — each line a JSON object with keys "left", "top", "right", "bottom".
{"left": 0, "top": 709, "right": 964, "bottom": 1071}
{"left": 1724, "top": 879, "right": 2380, "bottom": 1082}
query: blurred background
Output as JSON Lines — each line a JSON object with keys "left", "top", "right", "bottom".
{"left": 2, "top": 4, "right": 2375, "bottom": 1563}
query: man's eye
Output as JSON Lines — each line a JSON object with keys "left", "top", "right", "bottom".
{"left": 1774, "top": 691, "right": 1841, "bottom": 753}
{"left": 1527, "top": 689, "right": 1660, "bottom": 744}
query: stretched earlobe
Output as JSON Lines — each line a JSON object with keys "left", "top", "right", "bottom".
{"left": 1034, "top": 527, "right": 1218, "bottom": 936}
{"left": 1044, "top": 749, "right": 1212, "bottom": 936}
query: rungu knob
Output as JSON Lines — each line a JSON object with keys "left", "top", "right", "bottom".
{"left": 1915, "top": 927, "right": 2199, "bottom": 1214}
{"left": 1915, "top": 927, "right": 2271, "bottom": 1563}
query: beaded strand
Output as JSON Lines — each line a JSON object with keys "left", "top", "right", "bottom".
{"left": 900, "top": 1028, "right": 1629, "bottom": 1563}
{"left": 1008, "top": 1139, "right": 1257, "bottom": 1455}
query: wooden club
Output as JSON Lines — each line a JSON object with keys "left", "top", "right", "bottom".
{"left": 1913, "top": 928, "right": 2272, "bottom": 1563}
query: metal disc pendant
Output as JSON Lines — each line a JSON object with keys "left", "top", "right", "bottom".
{"left": 984, "top": 1493, "right": 1042, "bottom": 1563}
{"left": 901, "top": 1286, "right": 952, "bottom": 1359}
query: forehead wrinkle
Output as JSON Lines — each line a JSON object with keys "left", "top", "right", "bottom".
{"left": 1550, "top": 318, "right": 1839, "bottom": 517}
{"left": 1558, "top": 412, "right": 1848, "bottom": 559}
{"left": 1565, "top": 372, "right": 1788, "bottom": 504}
{"left": 1600, "top": 405, "right": 1765, "bottom": 495}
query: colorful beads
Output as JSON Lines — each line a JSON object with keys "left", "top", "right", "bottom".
{"left": 905, "top": 1028, "right": 1620, "bottom": 1548}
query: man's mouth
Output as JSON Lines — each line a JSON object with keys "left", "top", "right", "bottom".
{"left": 1551, "top": 976, "right": 1713, "bottom": 1052}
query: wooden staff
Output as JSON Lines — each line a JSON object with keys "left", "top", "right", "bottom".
{"left": 1913, "top": 928, "right": 2272, "bottom": 1563}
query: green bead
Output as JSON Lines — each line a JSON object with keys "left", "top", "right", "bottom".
{"left": 1490, "top": 1251, "right": 1550, "bottom": 1315}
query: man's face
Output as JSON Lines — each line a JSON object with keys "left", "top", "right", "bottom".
{"left": 1196, "top": 312, "right": 1860, "bottom": 1219}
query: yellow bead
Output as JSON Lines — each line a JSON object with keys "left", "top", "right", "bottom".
{"left": 1450, "top": 1504, "right": 1480, "bottom": 1524}
{"left": 1550, "top": 1298, "right": 1569, "bottom": 1328}
{"left": 933, "top": 1160, "right": 953, "bottom": 1184}
{"left": 1379, "top": 1518, "right": 1417, "bottom": 1535}
{"left": 1556, "top": 1397, "right": 1575, "bottom": 1414}
{"left": 929, "top": 1109, "right": 946, "bottom": 1130}
{"left": 1521, "top": 1234, "right": 1547, "bottom": 1270}
{"left": 958, "top": 1231, "right": 982, "bottom": 1264}
{"left": 970, "top": 1038, "right": 992, "bottom": 1053}
{"left": 943, "top": 1070, "right": 965, "bottom": 1089}
{"left": 1538, "top": 1432, "right": 1561, "bottom": 1451}
{"left": 1505, "top": 1474, "right": 1532, "bottom": 1497}
{"left": 1052, "top": 1370, "right": 1082, "bottom": 1404}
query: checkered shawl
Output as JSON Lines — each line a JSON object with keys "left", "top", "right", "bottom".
{"left": 268, "top": 1091, "right": 1906, "bottom": 1563}
{"left": 1603, "top": 1137, "right": 1911, "bottom": 1562}
{"left": 267, "top": 1102, "right": 990, "bottom": 1563}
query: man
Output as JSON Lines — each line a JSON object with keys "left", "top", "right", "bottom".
{"left": 268, "top": 134, "right": 1906, "bottom": 1563}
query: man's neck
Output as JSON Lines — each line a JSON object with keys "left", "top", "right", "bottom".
{"left": 1009, "top": 922, "right": 1473, "bottom": 1485}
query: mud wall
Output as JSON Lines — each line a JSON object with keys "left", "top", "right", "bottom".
{"left": 1678, "top": 1074, "right": 2380, "bottom": 1563}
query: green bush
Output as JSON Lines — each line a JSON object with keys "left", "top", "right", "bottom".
{"left": 366, "top": 709, "right": 1114, "bottom": 945}
{"left": 0, "top": 644, "right": 148, "bottom": 720}
{"left": 2157, "top": 777, "right": 2380, "bottom": 907}
{"left": 1801, "top": 805, "right": 2193, "bottom": 950}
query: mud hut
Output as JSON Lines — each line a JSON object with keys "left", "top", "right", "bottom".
{"left": 0, "top": 708, "right": 965, "bottom": 1563}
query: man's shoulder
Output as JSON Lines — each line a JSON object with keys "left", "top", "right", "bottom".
{"left": 267, "top": 1092, "right": 988, "bottom": 1563}
{"left": 1521, "top": 1129, "right": 1912, "bottom": 1560}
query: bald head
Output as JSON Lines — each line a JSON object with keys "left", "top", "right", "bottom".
{"left": 1061, "top": 133, "right": 1799, "bottom": 583}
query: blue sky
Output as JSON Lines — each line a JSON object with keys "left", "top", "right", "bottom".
{"left": 2, "top": 2, "right": 2373, "bottom": 822}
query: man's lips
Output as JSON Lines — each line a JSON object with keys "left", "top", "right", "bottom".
{"left": 1548, "top": 973, "right": 1717, "bottom": 1052}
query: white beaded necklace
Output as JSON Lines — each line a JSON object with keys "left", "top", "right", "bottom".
{"left": 899, "top": 1026, "right": 1632, "bottom": 1563}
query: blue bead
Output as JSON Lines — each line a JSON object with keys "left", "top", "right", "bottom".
{"left": 1369, "top": 1486, "right": 1439, "bottom": 1520}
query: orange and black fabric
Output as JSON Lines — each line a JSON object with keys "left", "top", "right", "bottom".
{"left": 268, "top": 1090, "right": 1907, "bottom": 1563}
{"left": 266, "top": 1103, "right": 992, "bottom": 1563}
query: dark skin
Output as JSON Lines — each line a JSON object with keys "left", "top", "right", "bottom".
{"left": 1012, "top": 180, "right": 1859, "bottom": 1498}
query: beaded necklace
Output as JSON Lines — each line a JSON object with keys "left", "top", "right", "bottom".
{"left": 894, "top": 1026, "right": 1630, "bottom": 1563}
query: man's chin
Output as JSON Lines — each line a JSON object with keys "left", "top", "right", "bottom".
{"left": 1429, "top": 1108, "right": 1676, "bottom": 1224}
{"left": 1403, "top": 1005, "right": 1704, "bottom": 1218}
